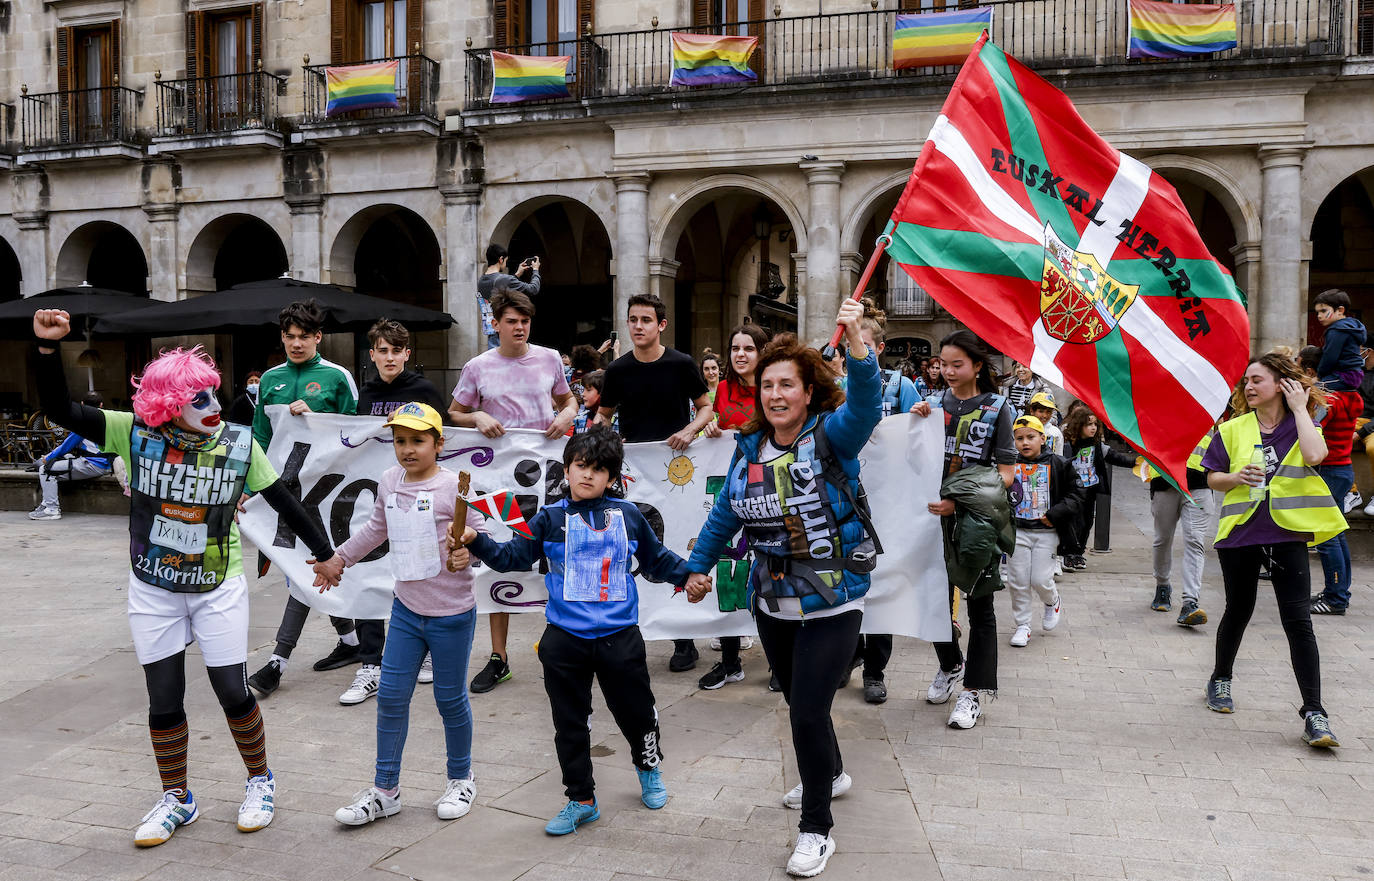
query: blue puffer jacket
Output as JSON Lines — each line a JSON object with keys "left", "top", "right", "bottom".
{"left": 686, "top": 350, "right": 882, "bottom": 613}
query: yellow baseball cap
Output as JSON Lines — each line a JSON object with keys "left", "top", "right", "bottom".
{"left": 1028, "top": 391, "right": 1057, "bottom": 411}
{"left": 385, "top": 402, "right": 444, "bottom": 437}
{"left": 1013, "top": 415, "right": 1045, "bottom": 434}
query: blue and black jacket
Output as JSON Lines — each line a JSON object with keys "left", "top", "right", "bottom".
{"left": 466, "top": 495, "right": 690, "bottom": 639}
{"left": 686, "top": 350, "right": 882, "bottom": 614}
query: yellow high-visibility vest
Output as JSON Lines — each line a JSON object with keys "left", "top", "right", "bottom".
{"left": 1214, "top": 412, "right": 1347, "bottom": 547}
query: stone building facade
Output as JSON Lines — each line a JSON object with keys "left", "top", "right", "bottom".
{"left": 2, "top": 0, "right": 1373, "bottom": 406}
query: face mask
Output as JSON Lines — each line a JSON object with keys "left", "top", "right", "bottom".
{"left": 246, "top": 383, "right": 259, "bottom": 399}
{"left": 181, "top": 388, "right": 222, "bottom": 433}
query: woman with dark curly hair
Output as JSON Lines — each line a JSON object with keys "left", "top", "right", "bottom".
{"left": 682, "top": 300, "right": 880, "bottom": 878}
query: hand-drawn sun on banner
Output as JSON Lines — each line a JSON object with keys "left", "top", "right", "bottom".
{"left": 664, "top": 454, "right": 696, "bottom": 491}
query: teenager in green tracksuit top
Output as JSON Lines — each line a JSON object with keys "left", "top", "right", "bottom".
{"left": 248, "top": 300, "right": 364, "bottom": 698}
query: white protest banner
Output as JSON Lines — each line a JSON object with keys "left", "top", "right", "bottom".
{"left": 239, "top": 406, "right": 951, "bottom": 642}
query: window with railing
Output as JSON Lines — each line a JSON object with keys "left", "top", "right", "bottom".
{"left": 181, "top": 4, "right": 266, "bottom": 133}
{"left": 886, "top": 262, "right": 935, "bottom": 319}
{"left": 302, "top": 53, "right": 438, "bottom": 121}
{"left": 24, "top": 20, "right": 139, "bottom": 148}
{"left": 1360, "top": 0, "right": 1374, "bottom": 54}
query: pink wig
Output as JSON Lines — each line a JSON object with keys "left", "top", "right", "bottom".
{"left": 131, "top": 346, "right": 222, "bottom": 428}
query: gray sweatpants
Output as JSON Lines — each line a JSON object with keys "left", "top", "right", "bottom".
{"left": 1150, "top": 487, "right": 1214, "bottom": 604}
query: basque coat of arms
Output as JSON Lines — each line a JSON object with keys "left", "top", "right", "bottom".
{"left": 1039, "top": 224, "right": 1138, "bottom": 345}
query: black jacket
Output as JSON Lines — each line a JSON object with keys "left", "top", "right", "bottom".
{"left": 1014, "top": 450, "right": 1085, "bottom": 550}
{"left": 357, "top": 370, "right": 448, "bottom": 420}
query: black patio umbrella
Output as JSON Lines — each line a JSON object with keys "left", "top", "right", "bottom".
{"left": 94, "top": 276, "right": 455, "bottom": 335}
{"left": 0, "top": 283, "right": 156, "bottom": 338}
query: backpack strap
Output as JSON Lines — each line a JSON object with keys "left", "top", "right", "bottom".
{"left": 812, "top": 414, "right": 884, "bottom": 556}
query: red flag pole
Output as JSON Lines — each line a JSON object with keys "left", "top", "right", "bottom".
{"left": 821, "top": 232, "right": 892, "bottom": 361}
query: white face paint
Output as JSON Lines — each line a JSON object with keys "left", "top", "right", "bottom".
{"left": 182, "top": 388, "right": 222, "bottom": 433}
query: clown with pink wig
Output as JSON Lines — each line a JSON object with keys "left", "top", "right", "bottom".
{"left": 34, "top": 308, "right": 344, "bottom": 849}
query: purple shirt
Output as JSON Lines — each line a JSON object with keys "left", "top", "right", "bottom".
{"left": 452, "top": 344, "right": 570, "bottom": 430}
{"left": 1201, "top": 413, "right": 1314, "bottom": 548}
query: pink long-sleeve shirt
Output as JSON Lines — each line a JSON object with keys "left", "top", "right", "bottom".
{"left": 337, "top": 465, "right": 487, "bottom": 617}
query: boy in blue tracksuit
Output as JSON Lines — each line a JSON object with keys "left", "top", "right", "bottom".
{"left": 454, "top": 426, "right": 693, "bottom": 836}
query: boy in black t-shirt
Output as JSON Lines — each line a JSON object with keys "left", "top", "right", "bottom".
{"left": 596, "top": 293, "right": 713, "bottom": 671}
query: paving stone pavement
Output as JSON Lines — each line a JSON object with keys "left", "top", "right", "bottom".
{"left": 0, "top": 476, "right": 1371, "bottom": 881}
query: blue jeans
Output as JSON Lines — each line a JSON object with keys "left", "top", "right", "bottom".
{"left": 1316, "top": 464, "right": 1353, "bottom": 609}
{"left": 375, "top": 598, "right": 476, "bottom": 789}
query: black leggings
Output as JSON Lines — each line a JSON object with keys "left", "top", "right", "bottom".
{"left": 1214, "top": 542, "right": 1324, "bottom": 717}
{"left": 144, "top": 652, "right": 255, "bottom": 726}
{"left": 755, "top": 607, "right": 862, "bottom": 836}
{"left": 932, "top": 579, "right": 998, "bottom": 691}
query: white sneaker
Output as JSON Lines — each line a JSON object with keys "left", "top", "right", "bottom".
{"left": 417, "top": 654, "right": 434, "bottom": 684}
{"left": 1364, "top": 498, "right": 1374, "bottom": 518}
{"left": 1344, "top": 488, "right": 1362, "bottom": 514}
{"left": 134, "top": 790, "right": 198, "bottom": 847}
{"left": 787, "top": 832, "right": 837, "bottom": 877}
{"left": 28, "top": 504, "right": 60, "bottom": 521}
{"left": 435, "top": 776, "right": 476, "bottom": 820}
{"left": 340, "top": 665, "right": 381, "bottom": 705}
{"left": 237, "top": 771, "right": 275, "bottom": 832}
{"left": 740, "top": 636, "right": 755, "bottom": 650}
{"left": 1043, "top": 594, "right": 1061, "bottom": 631}
{"left": 948, "top": 690, "right": 982, "bottom": 729}
{"left": 782, "top": 771, "right": 852, "bottom": 809}
{"left": 710, "top": 637, "right": 723, "bottom": 650}
{"left": 335, "top": 786, "right": 402, "bottom": 826}
{"left": 926, "top": 663, "right": 964, "bottom": 704}
{"left": 1009, "top": 625, "right": 1030, "bottom": 647}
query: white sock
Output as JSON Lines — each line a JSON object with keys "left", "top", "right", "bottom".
{"left": 378, "top": 785, "right": 399, "bottom": 798}
{"left": 341, "top": 631, "right": 360, "bottom": 647}
{"left": 269, "top": 654, "right": 289, "bottom": 673}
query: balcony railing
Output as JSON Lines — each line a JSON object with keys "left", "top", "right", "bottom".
{"left": 155, "top": 69, "right": 287, "bottom": 138}
{"left": 303, "top": 54, "right": 439, "bottom": 124}
{"left": 20, "top": 84, "right": 142, "bottom": 149}
{"left": 464, "top": 0, "right": 1342, "bottom": 110}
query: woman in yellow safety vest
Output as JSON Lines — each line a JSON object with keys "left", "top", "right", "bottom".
{"left": 1199, "top": 352, "right": 1346, "bottom": 749}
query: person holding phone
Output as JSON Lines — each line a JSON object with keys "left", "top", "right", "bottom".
{"left": 479, "top": 244, "right": 542, "bottom": 351}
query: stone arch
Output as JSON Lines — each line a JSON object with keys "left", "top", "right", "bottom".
{"left": 1307, "top": 164, "right": 1374, "bottom": 335}
{"left": 328, "top": 203, "right": 441, "bottom": 293}
{"left": 1143, "top": 154, "right": 1260, "bottom": 247}
{"left": 488, "top": 196, "right": 614, "bottom": 351}
{"left": 840, "top": 170, "right": 913, "bottom": 257}
{"left": 651, "top": 174, "right": 809, "bottom": 263}
{"left": 183, "top": 212, "right": 290, "bottom": 294}
{"left": 0, "top": 235, "right": 20, "bottom": 301}
{"left": 54, "top": 221, "right": 148, "bottom": 293}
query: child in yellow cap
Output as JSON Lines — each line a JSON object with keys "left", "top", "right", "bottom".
{"left": 1007, "top": 415, "right": 1085, "bottom": 647}
{"left": 313, "top": 402, "right": 491, "bottom": 827}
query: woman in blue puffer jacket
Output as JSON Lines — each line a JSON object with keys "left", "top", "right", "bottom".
{"left": 684, "top": 299, "right": 880, "bottom": 879}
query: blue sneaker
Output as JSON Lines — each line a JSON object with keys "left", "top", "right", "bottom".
{"left": 545, "top": 799, "right": 599, "bottom": 835}
{"left": 637, "top": 767, "right": 668, "bottom": 809}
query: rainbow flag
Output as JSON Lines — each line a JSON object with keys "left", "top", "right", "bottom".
{"left": 892, "top": 7, "right": 992, "bottom": 70}
{"left": 324, "top": 60, "right": 399, "bottom": 116}
{"left": 670, "top": 33, "right": 758, "bottom": 87}
{"left": 490, "top": 51, "right": 572, "bottom": 104}
{"left": 1128, "top": 0, "right": 1237, "bottom": 58}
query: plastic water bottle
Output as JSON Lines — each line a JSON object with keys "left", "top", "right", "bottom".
{"left": 1248, "top": 443, "right": 1267, "bottom": 502}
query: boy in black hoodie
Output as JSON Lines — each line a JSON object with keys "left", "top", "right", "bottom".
{"left": 1314, "top": 288, "right": 1367, "bottom": 392}
{"left": 1007, "top": 415, "right": 1084, "bottom": 647}
{"left": 357, "top": 319, "right": 448, "bottom": 418}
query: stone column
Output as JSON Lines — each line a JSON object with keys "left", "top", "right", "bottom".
{"left": 1257, "top": 146, "right": 1307, "bottom": 354}
{"left": 1229, "top": 240, "right": 1262, "bottom": 352}
{"left": 12, "top": 168, "right": 50, "bottom": 295}
{"left": 142, "top": 203, "right": 179, "bottom": 302}
{"left": 800, "top": 160, "right": 844, "bottom": 346}
{"left": 610, "top": 171, "right": 651, "bottom": 332}
{"left": 286, "top": 195, "right": 324, "bottom": 283}
{"left": 650, "top": 256, "right": 681, "bottom": 349}
{"left": 441, "top": 183, "right": 483, "bottom": 369}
